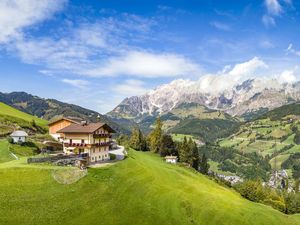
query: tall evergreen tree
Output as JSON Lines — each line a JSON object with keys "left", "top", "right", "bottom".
{"left": 149, "top": 117, "right": 163, "bottom": 153}
{"left": 199, "top": 153, "right": 210, "bottom": 175}
{"left": 130, "top": 127, "right": 147, "bottom": 151}
{"left": 178, "top": 137, "right": 192, "bottom": 165}
{"left": 160, "top": 134, "right": 176, "bottom": 157}
{"left": 293, "top": 164, "right": 300, "bottom": 192}
{"left": 191, "top": 141, "right": 200, "bottom": 170}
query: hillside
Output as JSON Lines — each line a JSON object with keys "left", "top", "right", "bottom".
{"left": 0, "top": 91, "right": 130, "bottom": 134}
{"left": 217, "top": 103, "right": 300, "bottom": 178}
{"left": 0, "top": 149, "right": 300, "bottom": 225}
{"left": 0, "top": 102, "right": 48, "bottom": 136}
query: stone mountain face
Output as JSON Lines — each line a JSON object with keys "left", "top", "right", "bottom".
{"left": 108, "top": 78, "right": 300, "bottom": 121}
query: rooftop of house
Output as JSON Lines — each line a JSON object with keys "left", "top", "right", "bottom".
{"left": 57, "top": 122, "right": 115, "bottom": 134}
{"left": 165, "top": 156, "right": 178, "bottom": 159}
{"left": 10, "top": 130, "right": 28, "bottom": 137}
{"left": 48, "top": 116, "right": 83, "bottom": 126}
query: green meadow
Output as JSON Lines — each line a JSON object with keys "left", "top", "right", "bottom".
{"left": 0, "top": 102, "right": 48, "bottom": 127}
{"left": 0, "top": 147, "right": 300, "bottom": 225}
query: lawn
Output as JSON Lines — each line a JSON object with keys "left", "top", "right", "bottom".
{"left": 208, "top": 160, "right": 235, "bottom": 176}
{"left": 0, "top": 149, "right": 300, "bottom": 225}
{"left": 171, "top": 133, "right": 195, "bottom": 142}
{"left": 0, "top": 139, "right": 14, "bottom": 163}
{"left": 0, "top": 102, "right": 48, "bottom": 128}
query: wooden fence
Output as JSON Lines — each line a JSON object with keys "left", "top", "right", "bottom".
{"left": 27, "top": 153, "right": 88, "bottom": 164}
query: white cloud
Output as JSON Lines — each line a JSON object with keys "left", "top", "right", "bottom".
{"left": 112, "top": 79, "right": 148, "bottom": 96}
{"left": 262, "top": 15, "right": 276, "bottom": 27}
{"left": 0, "top": 0, "right": 66, "bottom": 43}
{"left": 286, "top": 43, "right": 300, "bottom": 56}
{"left": 210, "top": 21, "right": 231, "bottom": 31}
{"left": 228, "top": 57, "right": 267, "bottom": 77}
{"left": 199, "top": 57, "right": 268, "bottom": 94}
{"left": 265, "top": 0, "right": 282, "bottom": 15}
{"left": 62, "top": 79, "right": 90, "bottom": 89}
{"left": 8, "top": 13, "right": 192, "bottom": 79}
{"left": 278, "top": 68, "right": 298, "bottom": 83}
{"left": 85, "top": 51, "right": 200, "bottom": 78}
{"left": 262, "top": 0, "right": 292, "bottom": 27}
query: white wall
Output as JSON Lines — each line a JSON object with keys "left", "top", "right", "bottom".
{"left": 12, "top": 136, "right": 26, "bottom": 143}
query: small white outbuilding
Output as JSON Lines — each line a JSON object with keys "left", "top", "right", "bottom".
{"left": 10, "top": 130, "right": 28, "bottom": 143}
{"left": 165, "top": 155, "right": 178, "bottom": 164}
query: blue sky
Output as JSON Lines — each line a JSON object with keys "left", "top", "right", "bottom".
{"left": 0, "top": 0, "right": 300, "bottom": 113}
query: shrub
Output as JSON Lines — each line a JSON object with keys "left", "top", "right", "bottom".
{"left": 7, "top": 137, "right": 13, "bottom": 144}
{"left": 109, "top": 153, "right": 116, "bottom": 160}
{"left": 235, "top": 180, "right": 285, "bottom": 212}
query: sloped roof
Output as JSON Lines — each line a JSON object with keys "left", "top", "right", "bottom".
{"left": 57, "top": 122, "right": 115, "bottom": 134}
{"left": 10, "top": 130, "right": 28, "bottom": 137}
{"left": 48, "top": 116, "right": 82, "bottom": 126}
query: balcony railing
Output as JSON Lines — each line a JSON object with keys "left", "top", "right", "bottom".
{"left": 63, "top": 142, "right": 112, "bottom": 148}
{"left": 91, "top": 141, "right": 112, "bottom": 147}
{"left": 64, "top": 143, "right": 88, "bottom": 147}
{"left": 93, "top": 134, "right": 112, "bottom": 138}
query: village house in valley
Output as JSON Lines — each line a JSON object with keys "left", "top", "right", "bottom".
{"left": 57, "top": 122, "right": 115, "bottom": 163}
{"left": 48, "top": 116, "right": 82, "bottom": 140}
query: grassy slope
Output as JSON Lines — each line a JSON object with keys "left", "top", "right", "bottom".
{"left": 0, "top": 140, "right": 14, "bottom": 163}
{"left": 0, "top": 102, "right": 48, "bottom": 127}
{"left": 0, "top": 150, "right": 300, "bottom": 225}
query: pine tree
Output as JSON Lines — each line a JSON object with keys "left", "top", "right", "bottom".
{"left": 293, "top": 164, "right": 300, "bottom": 192}
{"left": 160, "top": 134, "right": 175, "bottom": 157}
{"left": 191, "top": 141, "right": 199, "bottom": 170}
{"left": 178, "top": 137, "right": 192, "bottom": 164}
{"left": 130, "top": 127, "right": 147, "bottom": 151}
{"left": 149, "top": 117, "right": 163, "bottom": 153}
{"left": 199, "top": 153, "right": 209, "bottom": 175}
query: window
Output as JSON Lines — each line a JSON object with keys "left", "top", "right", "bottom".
{"left": 81, "top": 139, "right": 85, "bottom": 144}
{"left": 93, "top": 149, "right": 95, "bottom": 153}
{"left": 99, "top": 156, "right": 101, "bottom": 159}
{"left": 69, "top": 139, "right": 72, "bottom": 144}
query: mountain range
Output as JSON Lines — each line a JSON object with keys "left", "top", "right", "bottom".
{"left": 108, "top": 78, "right": 300, "bottom": 121}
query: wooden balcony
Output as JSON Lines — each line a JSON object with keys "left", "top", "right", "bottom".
{"left": 64, "top": 143, "right": 89, "bottom": 148}
{"left": 93, "top": 133, "right": 112, "bottom": 138}
{"left": 63, "top": 142, "right": 112, "bottom": 148}
{"left": 91, "top": 141, "right": 112, "bottom": 147}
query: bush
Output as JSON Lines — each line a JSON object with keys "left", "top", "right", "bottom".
{"left": 7, "top": 137, "right": 13, "bottom": 144}
{"left": 235, "top": 180, "right": 285, "bottom": 212}
{"left": 109, "top": 153, "right": 116, "bottom": 160}
{"left": 235, "top": 180, "right": 267, "bottom": 202}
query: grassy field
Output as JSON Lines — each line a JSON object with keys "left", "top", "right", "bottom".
{"left": 0, "top": 149, "right": 300, "bottom": 225}
{"left": 0, "top": 102, "right": 48, "bottom": 127}
{"left": 0, "top": 139, "right": 14, "bottom": 163}
{"left": 171, "top": 133, "right": 196, "bottom": 142}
